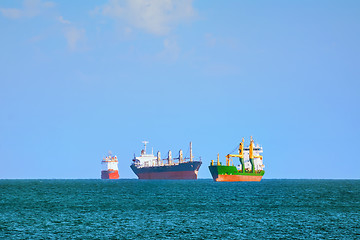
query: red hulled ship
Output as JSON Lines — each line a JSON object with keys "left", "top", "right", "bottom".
{"left": 101, "top": 153, "right": 119, "bottom": 179}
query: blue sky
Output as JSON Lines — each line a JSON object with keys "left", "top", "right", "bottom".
{"left": 0, "top": 0, "right": 359, "bottom": 179}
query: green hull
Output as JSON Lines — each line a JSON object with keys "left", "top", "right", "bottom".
{"left": 209, "top": 165, "right": 265, "bottom": 182}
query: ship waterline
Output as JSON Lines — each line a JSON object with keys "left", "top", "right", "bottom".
{"left": 209, "top": 165, "right": 264, "bottom": 182}
{"left": 131, "top": 161, "right": 201, "bottom": 180}
{"left": 101, "top": 170, "right": 119, "bottom": 180}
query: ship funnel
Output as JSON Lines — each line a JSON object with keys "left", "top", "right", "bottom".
{"left": 239, "top": 138, "right": 245, "bottom": 173}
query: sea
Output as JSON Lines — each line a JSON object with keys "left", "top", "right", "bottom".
{"left": 0, "top": 179, "right": 359, "bottom": 239}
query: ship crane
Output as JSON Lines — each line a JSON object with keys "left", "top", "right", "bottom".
{"left": 222, "top": 137, "right": 263, "bottom": 173}
{"left": 169, "top": 142, "right": 194, "bottom": 164}
{"left": 225, "top": 138, "right": 245, "bottom": 171}
{"left": 172, "top": 149, "right": 184, "bottom": 163}
{"left": 249, "top": 136, "right": 263, "bottom": 173}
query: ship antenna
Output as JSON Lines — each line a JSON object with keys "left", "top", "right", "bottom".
{"left": 190, "top": 141, "right": 193, "bottom": 162}
{"left": 142, "top": 141, "right": 149, "bottom": 154}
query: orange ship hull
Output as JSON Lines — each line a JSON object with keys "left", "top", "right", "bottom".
{"left": 214, "top": 174, "right": 263, "bottom": 182}
{"left": 101, "top": 170, "right": 119, "bottom": 179}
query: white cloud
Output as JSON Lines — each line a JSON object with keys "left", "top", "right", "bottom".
{"left": 158, "top": 38, "right": 180, "bottom": 60}
{"left": 57, "top": 16, "right": 85, "bottom": 51}
{"left": 1, "top": 0, "right": 84, "bottom": 51}
{"left": 58, "top": 16, "right": 70, "bottom": 24}
{"left": 96, "top": 0, "right": 195, "bottom": 35}
{"left": 0, "top": 0, "right": 55, "bottom": 19}
{"left": 0, "top": 8, "right": 22, "bottom": 19}
{"left": 64, "top": 26, "right": 86, "bottom": 50}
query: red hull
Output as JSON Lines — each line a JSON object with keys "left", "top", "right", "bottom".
{"left": 137, "top": 170, "right": 198, "bottom": 180}
{"left": 215, "top": 175, "right": 263, "bottom": 182}
{"left": 101, "top": 170, "right": 119, "bottom": 179}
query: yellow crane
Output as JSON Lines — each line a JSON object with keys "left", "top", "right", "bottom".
{"left": 249, "top": 136, "right": 263, "bottom": 172}
{"left": 225, "top": 137, "right": 263, "bottom": 172}
{"left": 211, "top": 137, "right": 263, "bottom": 173}
{"left": 225, "top": 138, "right": 245, "bottom": 172}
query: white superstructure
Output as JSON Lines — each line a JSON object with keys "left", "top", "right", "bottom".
{"left": 101, "top": 155, "right": 119, "bottom": 171}
{"left": 242, "top": 145, "right": 265, "bottom": 171}
{"left": 133, "top": 141, "right": 158, "bottom": 168}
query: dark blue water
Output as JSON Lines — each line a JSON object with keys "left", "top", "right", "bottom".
{"left": 0, "top": 179, "right": 359, "bottom": 239}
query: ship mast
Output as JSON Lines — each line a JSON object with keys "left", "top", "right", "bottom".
{"left": 249, "top": 136, "right": 255, "bottom": 173}
{"left": 190, "top": 142, "right": 193, "bottom": 162}
{"left": 239, "top": 138, "right": 245, "bottom": 173}
{"left": 142, "top": 141, "right": 149, "bottom": 154}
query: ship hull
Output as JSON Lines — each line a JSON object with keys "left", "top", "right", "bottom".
{"left": 131, "top": 161, "right": 201, "bottom": 180}
{"left": 101, "top": 170, "right": 119, "bottom": 179}
{"left": 209, "top": 165, "right": 264, "bottom": 182}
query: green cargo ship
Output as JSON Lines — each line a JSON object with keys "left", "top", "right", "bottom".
{"left": 209, "top": 137, "right": 265, "bottom": 182}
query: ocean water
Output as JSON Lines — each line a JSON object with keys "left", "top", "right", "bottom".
{"left": 0, "top": 180, "right": 359, "bottom": 239}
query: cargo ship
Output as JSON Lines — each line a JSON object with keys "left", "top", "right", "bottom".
{"left": 209, "top": 137, "right": 265, "bottom": 182}
{"left": 101, "top": 152, "right": 119, "bottom": 179}
{"left": 130, "top": 141, "right": 202, "bottom": 179}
